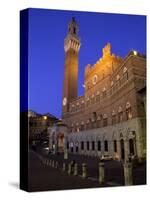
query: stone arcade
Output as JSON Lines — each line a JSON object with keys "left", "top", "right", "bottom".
{"left": 49, "top": 17, "right": 146, "bottom": 162}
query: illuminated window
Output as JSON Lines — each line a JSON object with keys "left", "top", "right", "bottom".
{"left": 123, "top": 70, "right": 128, "bottom": 82}
{"left": 126, "top": 107, "right": 132, "bottom": 120}
{"left": 126, "top": 102, "right": 132, "bottom": 120}
{"left": 118, "top": 111, "right": 123, "bottom": 122}
{"left": 76, "top": 127, "right": 80, "bottom": 132}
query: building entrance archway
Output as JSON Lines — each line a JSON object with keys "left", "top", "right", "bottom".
{"left": 120, "top": 139, "right": 125, "bottom": 160}
{"left": 129, "top": 138, "right": 135, "bottom": 155}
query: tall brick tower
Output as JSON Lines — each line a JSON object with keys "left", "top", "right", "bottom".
{"left": 62, "top": 17, "right": 81, "bottom": 118}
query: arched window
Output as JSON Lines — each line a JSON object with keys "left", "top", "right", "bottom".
{"left": 98, "top": 141, "right": 101, "bottom": 151}
{"left": 73, "top": 27, "right": 76, "bottom": 34}
{"left": 80, "top": 122, "right": 85, "bottom": 131}
{"left": 116, "top": 74, "right": 121, "bottom": 88}
{"left": 123, "top": 67, "right": 128, "bottom": 81}
{"left": 96, "top": 91, "right": 100, "bottom": 103}
{"left": 118, "top": 106, "right": 123, "bottom": 122}
{"left": 81, "top": 141, "right": 84, "bottom": 150}
{"left": 104, "top": 140, "right": 108, "bottom": 151}
{"left": 126, "top": 102, "right": 132, "bottom": 120}
{"left": 67, "top": 141, "right": 69, "bottom": 149}
{"left": 129, "top": 139, "right": 134, "bottom": 155}
{"left": 102, "top": 88, "right": 107, "bottom": 98}
{"left": 92, "top": 141, "right": 95, "bottom": 151}
{"left": 87, "top": 141, "right": 90, "bottom": 151}
{"left": 112, "top": 110, "right": 116, "bottom": 125}
{"left": 114, "top": 140, "right": 117, "bottom": 152}
{"left": 103, "top": 114, "right": 108, "bottom": 127}
{"left": 86, "top": 98, "right": 90, "bottom": 107}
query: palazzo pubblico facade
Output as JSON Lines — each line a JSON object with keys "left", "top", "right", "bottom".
{"left": 49, "top": 17, "right": 146, "bottom": 162}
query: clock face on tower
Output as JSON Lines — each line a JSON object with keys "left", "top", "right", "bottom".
{"left": 63, "top": 97, "right": 67, "bottom": 106}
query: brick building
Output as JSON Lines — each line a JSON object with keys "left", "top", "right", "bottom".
{"left": 49, "top": 18, "right": 146, "bottom": 161}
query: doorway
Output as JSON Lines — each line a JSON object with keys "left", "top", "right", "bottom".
{"left": 120, "top": 139, "right": 125, "bottom": 160}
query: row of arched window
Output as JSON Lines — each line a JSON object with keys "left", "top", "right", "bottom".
{"left": 67, "top": 138, "right": 135, "bottom": 156}
{"left": 70, "top": 102, "right": 132, "bottom": 133}
{"left": 69, "top": 70, "right": 129, "bottom": 113}
{"left": 85, "top": 67, "right": 128, "bottom": 91}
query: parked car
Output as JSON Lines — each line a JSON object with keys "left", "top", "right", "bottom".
{"left": 101, "top": 154, "right": 112, "bottom": 161}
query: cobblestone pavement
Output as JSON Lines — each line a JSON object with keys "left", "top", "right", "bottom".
{"left": 36, "top": 148, "right": 146, "bottom": 186}
{"left": 28, "top": 150, "right": 108, "bottom": 192}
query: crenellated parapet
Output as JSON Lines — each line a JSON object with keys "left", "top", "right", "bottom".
{"left": 84, "top": 43, "right": 123, "bottom": 79}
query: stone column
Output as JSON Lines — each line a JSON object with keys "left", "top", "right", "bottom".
{"left": 82, "top": 163, "right": 87, "bottom": 178}
{"left": 99, "top": 163, "right": 105, "bottom": 184}
{"left": 124, "top": 162, "right": 133, "bottom": 185}
{"left": 74, "top": 163, "right": 78, "bottom": 176}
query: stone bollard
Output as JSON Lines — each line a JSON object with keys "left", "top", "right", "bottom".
{"left": 55, "top": 161, "right": 58, "bottom": 169}
{"left": 99, "top": 163, "right": 105, "bottom": 184}
{"left": 82, "top": 163, "right": 87, "bottom": 178}
{"left": 124, "top": 162, "right": 133, "bottom": 186}
{"left": 49, "top": 159, "right": 52, "bottom": 166}
{"left": 74, "top": 163, "right": 78, "bottom": 176}
{"left": 62, "top": 162, "right": 66, "bottom": 171}
{"left": 68, "top": 163, "right": 71, "bottom": 174}
{"left": 52, "top": 160, "right": 55, "bottom": 167}
{"left": 64, "top": 149, "right": 68, "bottom": 160}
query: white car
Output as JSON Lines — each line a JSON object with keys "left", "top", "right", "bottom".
{"left": 101, "top": 154, "right": 112, "bottom": 161}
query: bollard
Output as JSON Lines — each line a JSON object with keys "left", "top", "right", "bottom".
{"left": 74, "top": 163, "right": 78, "bottom": 176}
{"left": 55, "top": 161, "right": 58, "bottom": 169}
{"left": 99, "top": 163, "right": 105, "bottom": 184}
{"left": 68, "top": 163, "right": 71, "bottom": 174}
{"left": 82, "top": 163, "right": 87, "bottom": 178}
{"left": 64, "top": 149, "right": 68, "bottom": 160}
{"left": 52, "top": 160, "right": 55, "bottom": 167}
{"left": 49, "top": 159, "right": 52, "bottom": 166}
{"left": 46, "top": 160, "right": 48, "bottom": 165}
{"left": 62, "top": 162, "right": 66, "bottom": 171}
{"left": 124, "top": 162, "right": 133, "bottom": 186}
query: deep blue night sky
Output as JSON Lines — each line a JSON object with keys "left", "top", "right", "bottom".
{"left": 28, "top": 8, "right": 146, "bottom": 118}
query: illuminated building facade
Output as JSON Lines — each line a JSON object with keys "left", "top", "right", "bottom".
{"left": 50, "top": 18, "right": 146, "bottom": 161}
